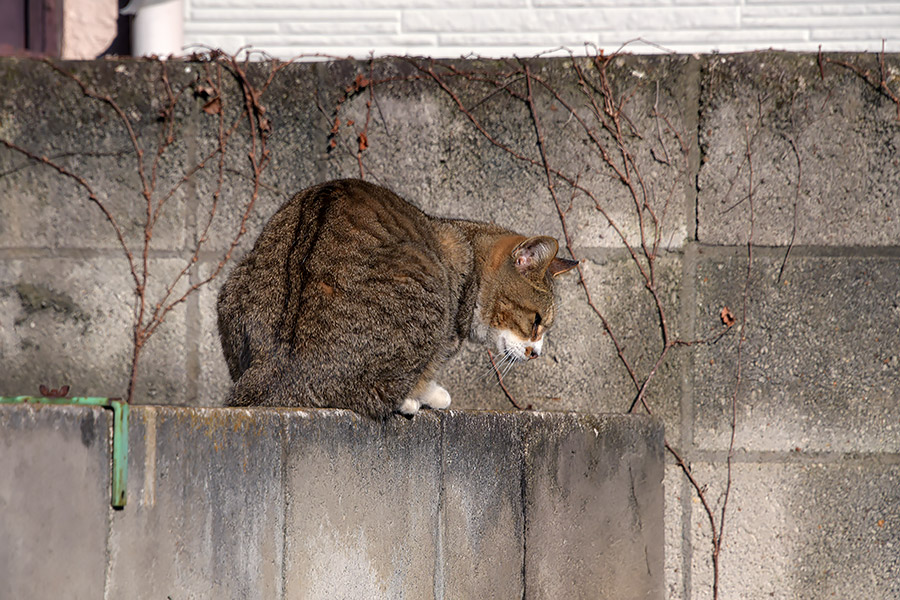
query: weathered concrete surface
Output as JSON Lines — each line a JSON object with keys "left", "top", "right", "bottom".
{"left": 698, "top": 52, "right": 900, "bottom": 246}
{"left": 0, "top": 257, "right": 188, "bottom": 404}
{"left": 298, "top": 55, "right": 696, "bottom": 252}
{"left": 0, "top": 60, "right": 194, "bottom": 251}
{"left": 439, "top": 411, "right": 525, "bottom": 599}
{"left": 694, "top": 250, "right": 900, "bottom": 453}
{"left": 107, "top": 406, "right": 287, "bottom": 599}
{"left": 283, "top": 410, "right": 443, "bottom": 599}
{"left": 664, "top": 465, "right": 687, "bottom": 600}
{"left": 525, "top": 413, "right": 665, "bottom": 600}
{"left": 0, "top": 404, "right": 111, "bottom": 600}
{"left": 689, "top": 461, "right": 900, "bottom": 600}
{"left": 0, "top": 404, "right": 664, "bottom": 599}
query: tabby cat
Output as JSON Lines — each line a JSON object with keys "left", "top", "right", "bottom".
{"left": 217, "top": 179, "right": 577, "bottom": 419}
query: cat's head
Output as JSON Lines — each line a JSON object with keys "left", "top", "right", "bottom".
{"left": 473, "top": 235, "right": 578, "bottom": 362}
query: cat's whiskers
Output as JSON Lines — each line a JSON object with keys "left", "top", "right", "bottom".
{"left": 501, "top": 350, "right": 519, "bottom": 377}
{"left": 483, "top": 348, "right": 521, "bottom": 384}
{"left": 481, "top": 362, "right": 500, "bottom": 381}
{"left": 482, "top": 354, "right": 506, "bottom": 381}
{"left": 483, "top": 349, "right": 513, "bottom": 382}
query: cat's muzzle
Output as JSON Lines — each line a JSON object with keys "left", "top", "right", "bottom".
{"left": 497, "top": 330, "right": 544, "bottom": 362}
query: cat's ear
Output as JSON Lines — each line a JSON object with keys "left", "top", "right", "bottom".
{"left": 512, "top": 236, "right": 559, "bottom": 278}
{"left": 548, "top": 257, "right": 579, "bottom": 277}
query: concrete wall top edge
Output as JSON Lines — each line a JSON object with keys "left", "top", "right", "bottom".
{"left": 128, "top": 403, "right": 662, "bottom": 429}
{"left": 131, "top": 404, "right": 659, "bottom": 422}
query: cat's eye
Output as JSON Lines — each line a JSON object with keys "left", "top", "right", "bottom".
{"left": 531, "top": 313, "right": 542, "bottom": 338}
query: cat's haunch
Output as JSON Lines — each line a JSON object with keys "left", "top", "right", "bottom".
{"left": 217, "top": 179, "right": 577, "bottom": 419}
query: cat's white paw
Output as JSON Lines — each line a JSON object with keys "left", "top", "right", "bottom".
{"left": 398, "top": 397, "right": 421, "bottom": 416}
{"left": 399, "top": 382, "right": 451, "bottom": 416}
{"left": 421, "top": 382, "right": 451, "bottom": 410}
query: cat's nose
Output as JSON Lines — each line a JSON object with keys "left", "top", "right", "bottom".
{"left": 525, "top": 346, "right": 539, "bottom": 360}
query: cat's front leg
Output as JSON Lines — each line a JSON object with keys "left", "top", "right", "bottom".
{"left": 398, "top": 380, "right": 451, "bottom": 416}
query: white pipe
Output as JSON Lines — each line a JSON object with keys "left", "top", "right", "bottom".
{"left": 129, "top": 0, "right": 184, "bottom": 58}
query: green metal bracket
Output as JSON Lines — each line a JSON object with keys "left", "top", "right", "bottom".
{"left": 0, "top": 396, "right": 129, "bottom": 509}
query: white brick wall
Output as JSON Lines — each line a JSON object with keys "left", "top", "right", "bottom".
{"left": 182, "top": 1, "right": 900, "bottom": 59}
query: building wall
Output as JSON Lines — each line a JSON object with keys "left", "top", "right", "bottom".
{"left": 182, "top": 0, "right": 900, "bottom": 59}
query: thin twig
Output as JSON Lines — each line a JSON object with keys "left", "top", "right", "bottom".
{"left": 777, "top": 134, "right": 801, "bottom": 283}
{"left": 0, "top": 139, "right": 138, "bottom": 290}
{"left": 487, "top": 350, "right": 525, "bottom": 410}
{"left": 823, "top": 46, "right": 900, "bottom": 120}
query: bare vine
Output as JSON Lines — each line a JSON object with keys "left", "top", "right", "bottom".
{"left": 819, "top": 42, "right": 900, "bottom": 120}
{"left": 1, "top": 51, "right": 282, "bottom": 404}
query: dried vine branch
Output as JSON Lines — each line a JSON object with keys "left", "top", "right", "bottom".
{"left": 487, "top": 350, "right": 526, "bottom": 410}
{"left": 819, "top": 43, "right": 900, "bottom": 120}
{"left": 1, "top": 51, "right": 281, "bottom": 404}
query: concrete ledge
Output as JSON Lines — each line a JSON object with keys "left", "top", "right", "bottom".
{"left": 0, "top": 404, "right": 664, "bottom": 599}
{"left": 0, "top": 404, "right": 111, "bottom": 600}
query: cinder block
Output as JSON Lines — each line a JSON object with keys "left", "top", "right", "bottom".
{"left": 694, "top": 252, "right": 900, "bottom": 452}
{"left": 689, "top": 461, "right": 900, "bottom": 600}
{"left": 698, "top": 52, "right": 900, "bottom": 246}
{"left": 107, "top": 406, "right": 287, "bottom": 599}
{"left": 296, "top": 56, "right": 694, "bottom": 252}
{"left": 439, "top": 411, "right": 525, "bottom": 598}
{"left": 523, "top": 412, "right": 665, "bottom": 600}
{"left": 191, "top": 61, "right": 324, "bottom": 256}
{"left": 0, "top": 403, "right": 665, "bottom": 599}
{"left": 195, "top": 56, "right": 694, "bottom": 414}
{"left": 308, "top": 58, "right": 469, "bottom": 217}
{"left": 0, "top": 404, "right": 111, "bottom": 600}
{"left": 0, "top": 257, "right": 188, "bottom": 404}
{"left": 283, "top": 410, "right": 442, "bottom": 599}
{"left": 196, "top": 266, "right": 232, "bottom": 406}
{"left": 0, "top": 59, "right": 193, "bottom": 251}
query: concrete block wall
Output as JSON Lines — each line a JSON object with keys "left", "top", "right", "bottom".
{"left": 1, "top": 53, "right": 900, "bottom": 598}
{"left": 0, "top": 403, "right": 664, "bottom": 599}
{"left": 182, "top": 0, "right": 900, "bottom": 58}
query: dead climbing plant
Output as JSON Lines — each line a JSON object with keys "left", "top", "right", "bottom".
{"left": 819, "top": 42, "right": 900, "bottom": 120}
{"left": 1, "top": 50, "right": 286, "bottom": 405}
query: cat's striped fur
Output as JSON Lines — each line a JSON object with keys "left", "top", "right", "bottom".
{"left": 217, "top": 179, "right": 576, "bottom": 418}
